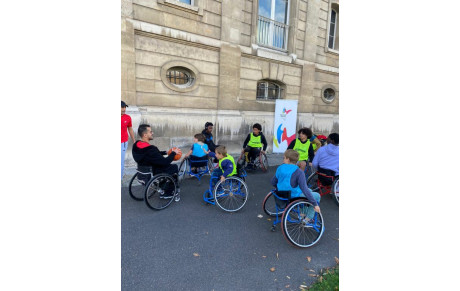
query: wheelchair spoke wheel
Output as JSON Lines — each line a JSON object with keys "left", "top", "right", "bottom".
{"left": 178, "top": 159, "right": 188, "bottom": 182}
{"left": 144, "top": 174, "right": 176, "bottom": 210}
{"left": 306, "top": 172, "right": 319, "bottom": 192}
{"left": 128, "top": 173, "right": 146, "bottom": 201}
{"left": 259, "top": 153, "right": 269, "bottom": 172}
{"left": 332, "top": 178, "right": 339, "bottom": 206}
{"left": 262, "top": 192, "right": 283, "bottom": 217}
{"left": 213, "top": 177, "right": 248, "bottom": 212}
{"left": 281, "top": 200, "right": 324, "bottom": 248}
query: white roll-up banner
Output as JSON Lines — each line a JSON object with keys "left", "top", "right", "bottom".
{"left": 273, "top": 100, "right": 298, "bottom": 153}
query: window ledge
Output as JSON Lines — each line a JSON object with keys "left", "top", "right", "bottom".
{"left": 159, "top": 0, "right": 201, "bottom": 14}
{"left": 325, "top": 47, "right": 339, "bottom": 55}
{"left": 252, "top": 44, "right": 293, "bottom": 63}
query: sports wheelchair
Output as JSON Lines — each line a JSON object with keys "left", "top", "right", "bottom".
{"left": 128, "top": 165, "right": 180, "bottom": 210}
{"left": 262, "top": 190, "right": 324, "bottom": 248}
{"left": 178, "top": 156, "right": 213, "bottom": 182}
{"left": 306, "top": 168, "right": 339, "bottom": 206}
{"left": 237, "top": 150, "right": 269, "bottom": 172}
{"left": 203, "top": 164, "right": 249, "bottom": 212}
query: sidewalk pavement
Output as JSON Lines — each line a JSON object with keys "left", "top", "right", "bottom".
{"left": 121, "top": 153, "right": 285, "bottom": 187}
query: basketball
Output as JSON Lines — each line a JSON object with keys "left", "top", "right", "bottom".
{"left": 168, "top": 147, "right": 182, "bottom": 161}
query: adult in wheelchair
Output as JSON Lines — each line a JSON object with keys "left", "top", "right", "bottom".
{"left": 203, "top": 146, "right": 249, "bottom": 212}
{"left": 129, "top": 123, "right": 181, "bottom": 210}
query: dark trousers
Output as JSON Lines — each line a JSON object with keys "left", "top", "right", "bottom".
{"left": 244, "top": 146, "right": 261, "bottom": 162}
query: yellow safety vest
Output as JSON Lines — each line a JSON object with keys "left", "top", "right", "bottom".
{"left": 293, "top": 139, "right": 311, "bottom": 161}
{"left": 247, "top": 133, "right": 262, "bottom": 148}
{"left": 219, "top": 154, "right": 237, "bottom": 177}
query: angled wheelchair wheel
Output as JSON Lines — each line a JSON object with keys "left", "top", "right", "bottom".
{"left": 213, "top": 176, "right": 248, "bottom": 212}
{"left": 281, "top": 199, "right": 324, "bottom": 248}
{"left": 128, "top": 172, "right": 146, "bottom": 201}
{"left": 144, "top": 174, "right": 176, "bottom": 210}
{"left": 306, "top": 172, "right": 319, "bottom": 192}
{"left": 332, "top": 178, "right": 339, "bottom": 206}
{"left": 262, "top": 191, "right": 283, "bottom": 217}
{"left": 259, "top": 152, "right": 269, "bottom": 172}
{"left": 178, "top": 158, "right": 188, "bottom": 182}
{"left": 207, "top": 157, "right": 214, "bottom": 175}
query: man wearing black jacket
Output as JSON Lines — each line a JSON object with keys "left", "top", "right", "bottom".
{"left": 132, "top": 124, "right": 179, "bottom": 178}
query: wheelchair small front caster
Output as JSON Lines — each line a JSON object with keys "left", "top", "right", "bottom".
{"left": 271, "top": 225, "right": 276, "bottom": 232}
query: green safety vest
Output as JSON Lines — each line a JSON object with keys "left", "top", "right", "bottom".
{"left": 293, "top": 139, "right": 311, "bottom": 161}
{"left": 219, "top": 154, "right": 237, "bottom": 177}
{"left": 247, "top": 133, "right": 262, "bottom": 148}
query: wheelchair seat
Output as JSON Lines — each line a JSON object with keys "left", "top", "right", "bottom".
{"left": 136, "top": 165, "right": 153, "bottom": 185}
{"left": 317, "top": 167, "right": 336, "bottom": 186}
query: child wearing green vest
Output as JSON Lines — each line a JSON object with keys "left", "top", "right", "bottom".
{"left": 287, "top": 127, "right": 316, "bottom": 173}
{"left": 241, "top": 123, "right": 268, "bottom": 168}
{"left": 207, "top": 146, "right": 237, "bottom": 192}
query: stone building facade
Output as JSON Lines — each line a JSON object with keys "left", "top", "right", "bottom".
{"left": 121, "top": 0, "right": 339, "bottom": 163}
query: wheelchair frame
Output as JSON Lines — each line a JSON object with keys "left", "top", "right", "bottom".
{"left": 262, "top": 190, "right": 325, "bottom": 248}
{"left": 203, "top": 166, "right": 249, "bottom": 212}
{"left": 178, "top": 156, "right": 213, "bottom": 182}
{"left": 306, "top": 171, "right": 339, "bottom": 206}
{"left": 128, "top": 166, "right": 180, "bottom": 210}
{"left": 237, "top": 150, "right": 269, "bottom": 172}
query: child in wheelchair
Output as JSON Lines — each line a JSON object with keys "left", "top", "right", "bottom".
{"left": 241, "top": 123, "right": 268, "bottom": 169}
{"left": 271, "top": 149, "right": 321, "bottom": 219}
{"left": 183, "top": 133, "right": 209, "bottom": 173}
{"left": 206, "top": 145, "right": 243, "bottom": 197}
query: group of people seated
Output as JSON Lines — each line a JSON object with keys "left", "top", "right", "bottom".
{"left": 131, "top": 121, "right": 339, "bottom": 210}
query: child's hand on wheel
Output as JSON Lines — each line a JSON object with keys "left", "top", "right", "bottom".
{"left": 314, "top": 206, "right": 320, "bottom": 213}
{"left": 220, "top": 176, "right": 225, "bottom": 183}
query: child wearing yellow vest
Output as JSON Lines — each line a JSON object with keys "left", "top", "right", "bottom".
{"left": 207, "top": 146, "right": 237, "bottom": 191}
{"left": 241, "top": 123, "right": 268, "bottom": 168}
{"left": 287, "top": 127, "right": 315, "bottom": 173}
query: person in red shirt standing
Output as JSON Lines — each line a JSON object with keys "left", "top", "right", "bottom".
{"left": 121, "top": 101, "right": 135, "bottom": 179}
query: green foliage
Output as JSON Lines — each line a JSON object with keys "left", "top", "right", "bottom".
{"left": 304, "top": 265, "right": 339, "bottom": 291}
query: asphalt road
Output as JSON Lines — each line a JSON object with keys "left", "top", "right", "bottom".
{"left": 121, "top": 167, "right": 339, "bottom": 291}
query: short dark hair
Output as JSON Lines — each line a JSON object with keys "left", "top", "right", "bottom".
{"left": 138, "top": 124, "right": 151, "bottom": 137}
{"left": 205, "top": 122, "right": 213, "bottom": 129}
{"left": 298, "top": 127, "right": 312, "bottom": 139}
{"left": 328, "top": 133, "right": 339, "bottom": 145}
{"left": 194, "top": 133, "right": 205, "bottom": 142}
{"left": 253, "top": 123, "right": 262, "bottom": 131}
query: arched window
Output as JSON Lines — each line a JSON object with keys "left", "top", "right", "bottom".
{"left": 257, "top": 80, "right": 284, "bottom": 100}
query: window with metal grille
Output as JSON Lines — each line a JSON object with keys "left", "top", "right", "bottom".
{"left": 166, "top": 67, "right": 195, "bottom": 88}
{"left": 257, "top": 81, "right": 284, "bottom": 100}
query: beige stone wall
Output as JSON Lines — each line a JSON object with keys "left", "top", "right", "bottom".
{"left": 121, "top": 0, "right": 340, "bottom": 162}
{"left": 134, "top": 33, "right": 220, "bottom": 109}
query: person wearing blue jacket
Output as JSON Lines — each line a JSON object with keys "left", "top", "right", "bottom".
{"left": 271, "top": 149, "right": 321, "bottom": 217}
{"left": 312, "top": 133, "right": 339, "bottom": 176}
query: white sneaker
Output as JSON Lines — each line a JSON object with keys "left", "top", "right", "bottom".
{"left": 174, "top": 188, "right": 181, "bottom": 202}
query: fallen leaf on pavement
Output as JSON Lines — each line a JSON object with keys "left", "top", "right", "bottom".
{"left": 308, "top": 269, "right": 315, "bottom": 272}
{"left": 193, "top": 253, "right": 200, "bottom": 257}
{"left": 286, "top": 276, "right": 290, "bottom": 279}
{"left": 306, "top": 256, "right": 311, "bottom": 262}
{"left": 276, "top": 253, "right": 279, "bottom": 259}
{"left": 262, "top": 256, "right": 267, "bottom": 258}
{"left": 335, "top": 257, "right": 339, "bottom": 264}
{"left": 285, "top": 285, "right": 290, "bottom": 288}
{"left": 308, "top": 274, "right": 318, "bottom": 277}
{"left": 300, "top": 285, "right": 307, "bottom": 288}
{"left": 270, "top": 267, "right": 276, "bottom": 272}
{"left": 257, "top": 214, "right": 263, "bottom": 218}
{"left": 267, "top": 218, "right": 272, "bottom": 221}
